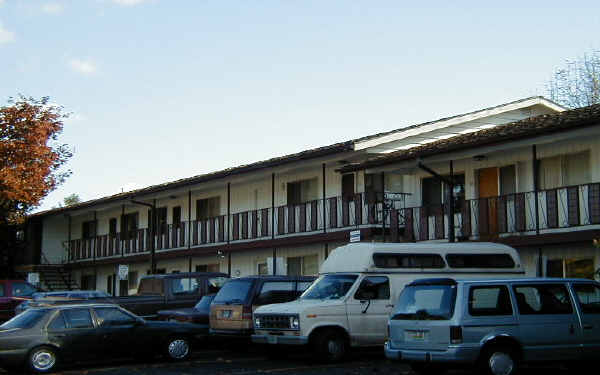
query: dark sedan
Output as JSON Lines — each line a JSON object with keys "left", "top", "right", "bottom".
{"left": 157, "top": 294, "right": 214, "bottom": 324}
{"left": 0, "top": 303, "right": 206, "bottom": 373}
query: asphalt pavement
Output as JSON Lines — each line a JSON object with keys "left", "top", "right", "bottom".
{"left": 1, "top": 346, "right": 574, "bottom": 375}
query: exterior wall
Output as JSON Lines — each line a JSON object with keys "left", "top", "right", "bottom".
{"left": 41, "top": 214, "right": 69, "bottom": 263}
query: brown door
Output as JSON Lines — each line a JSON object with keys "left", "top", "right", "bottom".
{"left": 478, "top": 168, "right": 499, "bottom": 235}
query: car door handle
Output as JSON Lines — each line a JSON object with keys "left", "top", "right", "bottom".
{"left": 385, "top": 304, "right": 394, "bottom": 308}
{"left": 583, "top": 324, "right": 593, "bottom": 330}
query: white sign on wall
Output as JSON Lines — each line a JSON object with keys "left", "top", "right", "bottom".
{"left": 117, "top": 265, "right": 129, "bottom": 281}
{"left": 350, "top": 230, "right": 361, "bottom": 243}
{"left": 27, "top": 272, "right": 40, "bottom": 284}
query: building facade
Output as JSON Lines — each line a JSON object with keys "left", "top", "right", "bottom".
{"left": 25, "top": 97, "right": 600, "bottom": 294}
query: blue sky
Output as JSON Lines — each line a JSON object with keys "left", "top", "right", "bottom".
{"left": 1, "top": 0, "right": 599, "bottom": 211}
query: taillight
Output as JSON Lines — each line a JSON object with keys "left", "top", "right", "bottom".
{"left": 242, "top": 305, "right": 252, "bottom": 319}
{"left": 450, "top": 325, "right": 463, "bottom": 344}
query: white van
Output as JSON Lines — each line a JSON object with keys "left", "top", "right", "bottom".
{"left": 252, "top": 242, "right": 524, "bottom": 361}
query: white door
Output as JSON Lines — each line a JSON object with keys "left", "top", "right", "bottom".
{"left": 347, "top": 275, "right": 394, "bottom": 345}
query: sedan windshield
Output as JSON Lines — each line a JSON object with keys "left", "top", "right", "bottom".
{"left": 393, "top": 284, "right": 457, "bottom": 320}
{"left": 301, "top": 274, "right": 358, "bottom": 300}
{"left": 0, "top": 309, "right": 47, "bottom": 329}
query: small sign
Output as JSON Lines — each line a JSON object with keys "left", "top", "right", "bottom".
{"left": 118, "top": 265, "right": 129, "bottom": 280}
{"left": 27, "top": 272, "right": 40, "bottom": 284}
{"left": 350, "top": 230, "right": 361, "bottom": 243}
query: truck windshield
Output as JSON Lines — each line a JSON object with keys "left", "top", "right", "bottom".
{"left": 301, "top": 274, "right": 358, "bottom": 300}
{"left": 393, "top": 284, "right": 457, "bottom": 320}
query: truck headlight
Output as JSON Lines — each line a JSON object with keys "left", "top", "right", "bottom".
{"left": 254, "top": 316, "right": 261, "bottom": 328}
{"left": 291, "top": 316, "right": 299, "bottom": 329}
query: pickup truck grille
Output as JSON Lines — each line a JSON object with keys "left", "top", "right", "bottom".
{"left": 257, "top": 315, "right": 291, "bottom": 329}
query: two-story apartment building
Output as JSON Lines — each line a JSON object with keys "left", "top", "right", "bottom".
{"left": 24, "top": 96, "right": 599, "bottom": 295}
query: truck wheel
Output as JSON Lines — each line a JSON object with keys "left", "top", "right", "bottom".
{"left": 27, "top": 345, "right": 59, "bottom": 373}
{"left": 165, "top": 336, "right": 191, "bottom": 361}
{"left": 313, "top": 329, "right": 347, "bottom": 362}
{"left": 479, "top": 345, "right": 518, "bottom": 375}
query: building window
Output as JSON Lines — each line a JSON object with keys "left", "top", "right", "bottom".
{"left": 287, "top": 178, "right": 319, "bottom": 205}
{"left": 196, "top": 264, "right": 220, "bottom": 272}
{"left": 196, "top": 197, "right": 220, "bottom": 220}
{"left": 422, "top": 174, "right": 465, "bottom": 213}
{"left": 109, "top": 218, "right": 117, "bottom": 236}
{"left": 120, "top": 212, "right": 139, "bottom": 240}
{"left": 500, "top": 165, "right": 516, "bottom": 195}
{"left": 546, "top": 258, "right": 595, "bottom": 279}
{"left": 172, "top": 206, "right": 182, "bottom": 227}
{"left": 257, "top": 262, "right": 268, "bottom": 275}
{"left": 538, "top": 151, "right": 590, "bottom": 190}
{"left": 128, "top": 271, "right": 138, "bottom": 290}
{"left": 82, "top": 221, "right": 96, "bottom": 239}
{"left": 81, "top": 275, "right": 96, "bottom": 290}
{"left": 287, "top": 254, "right": 319, "bottom": 276}
{"left": 365, "top": 173, "right": 384, "bottom": 204}
{"left": 342, "top": 174, "right": 355, "bottom": 201}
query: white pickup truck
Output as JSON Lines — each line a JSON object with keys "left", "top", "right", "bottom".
{"left": 252, "top": 242, "right": 524, "bottom": 361}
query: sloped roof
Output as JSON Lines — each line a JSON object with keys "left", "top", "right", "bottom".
{"left": 339, "top": 103, "right": 600, "bottom": 173}
{"left": 31, "top": 96, "right": 563, "bottom": 218}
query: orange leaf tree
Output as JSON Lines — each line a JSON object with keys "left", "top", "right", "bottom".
{"left": 0, "top": 96, "right": 72, "bottom": 225}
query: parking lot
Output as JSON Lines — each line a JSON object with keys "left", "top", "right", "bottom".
{"left": 1, "top": 346, "right": 574, "bottom": 375}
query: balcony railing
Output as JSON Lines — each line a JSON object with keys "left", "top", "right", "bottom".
{"left": 399, "top": 182, "right": 600, "bottom": 242}
{"left": 68, "top": 192, "right": 410, "bottom": 262}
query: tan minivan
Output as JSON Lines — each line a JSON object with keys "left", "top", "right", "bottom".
{"left": 210, "top": 275, "right": 314, "bottom": 338}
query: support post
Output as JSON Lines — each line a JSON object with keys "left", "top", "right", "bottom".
{"left": 382, "top": 172, "right": 386, "bottom": 242}
{"left": 323, "top": 163, "right": 327, "bottom": 233}
{"left": 272, "top": 173, "right": 276, "bottom": 274}
{"left": 448, "top": 160, "right": 455, "bottom": 243}
{"left": 532, "top": 145, "right": 542, "bottom": 276}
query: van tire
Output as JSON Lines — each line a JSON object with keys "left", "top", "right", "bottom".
{"left": 313, "top": 329, "right": 347, "bottom": 363}
{"left": 479, "top": 345, "right": 518, "bottom": 375}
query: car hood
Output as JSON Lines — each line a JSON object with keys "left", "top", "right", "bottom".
{"left": 255, "top": 298, "right": 344, "bottom": 315}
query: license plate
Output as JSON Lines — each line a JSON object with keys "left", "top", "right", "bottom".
{"left": 267, "top": 335, "right": 278, "bottom": 344}
{"left": 221, "top": 310, "right": 232, "bottom": 318}
{"left": 405, "top": 330, "right": 427, "bottom": 341}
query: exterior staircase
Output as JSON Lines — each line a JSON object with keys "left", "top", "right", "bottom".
{"left": 16, "top": 264, "right": 79, "bottom": 291}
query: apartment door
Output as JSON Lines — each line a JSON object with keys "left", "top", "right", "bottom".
{"left": 478, "top": 167, "right": 499, "bottom": 235}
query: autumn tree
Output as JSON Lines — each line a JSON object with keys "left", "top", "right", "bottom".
{"left": 0, "top": 96, "right": 72, "bottom": 224}
{"left": 547, "top": 50, "right": 600, "bottom": 108}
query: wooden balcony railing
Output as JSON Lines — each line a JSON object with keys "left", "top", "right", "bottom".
{"left": 399, "top": 182, "right": 600, "bottom": 242}
{"left": 67, "top": 192, "right": 410, "bottom": 261}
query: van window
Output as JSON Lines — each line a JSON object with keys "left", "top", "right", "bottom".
{"left": 446, "top": 254, "right": 515, "bottom": 268}
{"left": 393, "top": 284, "right": 457, "bottom": 320}
{"left": 171, "top": 278, "right": 200, "bottom": 295}
{"left": 213, "top": 279, "right": 254, "bottom": 304}
{"left": 573, "top": 284, "right": 600, "bottom": 314}
{"left": 513, "top": 284, "right": 573, "bottom": 315}
{"left": 354, "top": 276, "right": 390, "bottom": 300}
{"left": 260, "top": 281, "right": 294, "bottom": 294}
{"left": 469, "top": 286, "right": 513, "bottom": 316}
{"left": 373, "top": 253, "right": 445, "bottom": 268}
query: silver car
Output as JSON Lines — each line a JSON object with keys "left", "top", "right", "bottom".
{"left": 385, "top": 278, "right": 600, "bottom": 375}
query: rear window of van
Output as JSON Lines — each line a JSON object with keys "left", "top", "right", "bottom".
{"left": 213, "top": 279, "right": 254, "bottom": 304}
{"left": 393, "top": 284, "right": 457, "bottom": 320}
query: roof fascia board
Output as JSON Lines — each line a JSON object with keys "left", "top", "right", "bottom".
{"left": 361, "top": 125, "right": 600, "bottom": 174}
{"left": 354, "top": 98, "right": 564, "bottom": 151}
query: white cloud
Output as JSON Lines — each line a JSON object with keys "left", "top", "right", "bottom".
{"left": 42, "top": 3, "right": 64, "bottom": 14}
{"left": 0, "top": 23, "right": 15, "bottom": 44}
{"left": 112, "top": 0, "right": 146, "bottom": 6}
{"left": 68, "top": 59, "right": 97, "bottom": 75}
